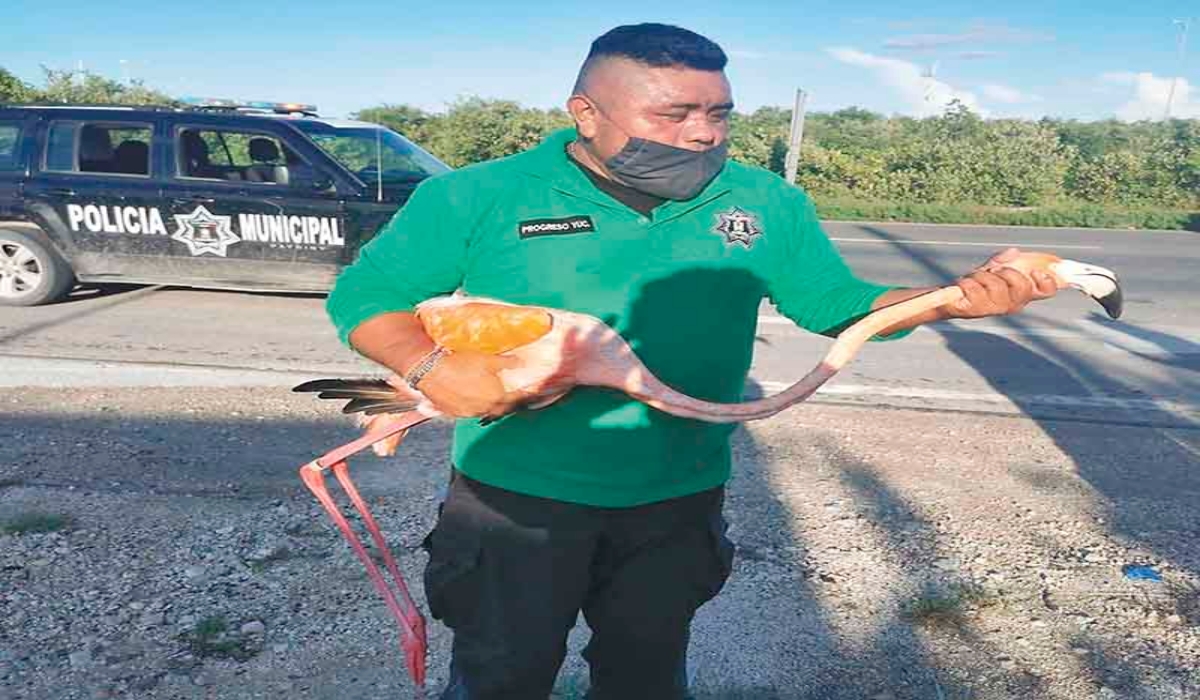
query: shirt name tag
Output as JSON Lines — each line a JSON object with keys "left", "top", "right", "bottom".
{"left": 518, "top": 216, "right": 596, "bottom": 238}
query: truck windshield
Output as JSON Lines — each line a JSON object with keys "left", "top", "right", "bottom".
{"left": 293, "top": 122, "right": 450, "bottom": 184}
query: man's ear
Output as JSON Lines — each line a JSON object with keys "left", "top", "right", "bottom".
{"left": 567, "top": 94, "right": 599, "bottom": 139}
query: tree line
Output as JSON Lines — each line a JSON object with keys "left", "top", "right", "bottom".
{"left": 358, "top": 98, "right": 1199, "bottom": 210}
{"left": 4, "top": 67, "right": 1197, "bottom": 211}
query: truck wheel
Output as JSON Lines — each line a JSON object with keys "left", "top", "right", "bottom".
{"left": 0, "top": 229, "right": 77, "bottom": 306}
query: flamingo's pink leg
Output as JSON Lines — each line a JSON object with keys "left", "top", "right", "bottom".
{"left": 332, "top": 459, "right": 428, "bottom": 686}
{"left": 298, "top": 409, "right": 438, "bottom": 691}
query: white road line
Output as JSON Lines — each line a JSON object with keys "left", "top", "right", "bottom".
{"left": 825, "top": 219, "right": 1193, "bottom": 234}
{"left": 830, "top": 237, "right": 1102, "bottom": 250}
{"left": 755, "top": 316, "right": 1200, "bottom": 355}
{"left": 755, "top": 380, "right": 1199, "bottom": 416}
{"left": 5, "top": 356, "right": 1196, "bottom": 422}
{"left": 0, "top": 356, "right": 320, "bottom": 388}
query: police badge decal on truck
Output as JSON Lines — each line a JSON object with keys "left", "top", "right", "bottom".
{"left": 171, "top": 206, "right": 240, "bottom": 257}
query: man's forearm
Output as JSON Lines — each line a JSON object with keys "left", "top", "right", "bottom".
{"left": 869, "top": 287, "right": 951, "bottom": 337}
{"left": 347, "top": 311, "right": 439, "bottom": 376}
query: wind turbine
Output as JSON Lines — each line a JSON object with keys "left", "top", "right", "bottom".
{"left": 922, "top": 59, "right": 941, "bottom": 103}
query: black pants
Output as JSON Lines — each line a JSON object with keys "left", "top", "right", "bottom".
{"left": 421, "top": 469, "right": 735, "bottom": 700}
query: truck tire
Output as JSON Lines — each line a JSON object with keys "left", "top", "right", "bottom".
{"left": 0, "top": 228, "right": 77, "bottom": 306}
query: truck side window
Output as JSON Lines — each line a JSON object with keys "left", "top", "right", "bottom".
{"left": 0, "top": 122, "right": 21, "bottom": 170}
{"left": 45, "top": 123, "right": 77, "bottom": 172}
{"left": 44, "top": 122, "right": 151, "bottom": 176}
{"left": 177, "top": 128, "right": 301, "bottom": 186}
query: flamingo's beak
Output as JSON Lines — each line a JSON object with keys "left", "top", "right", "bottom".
{"left": 1052, "top": 259, "right": 1123, "bottom": 319}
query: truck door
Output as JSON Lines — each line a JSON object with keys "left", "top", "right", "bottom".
{"left": 20, "top": 116, "right": 166, "bottom": 280}
{"left": 159, "top": 120, "right": 347, "bottom": 290}
{"left": 0, "top": 113, "right": 33, "bottom": 219}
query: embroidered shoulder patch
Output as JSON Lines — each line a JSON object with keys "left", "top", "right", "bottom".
{"left": 713, "top": 207, "right": 762, "bottom": 248}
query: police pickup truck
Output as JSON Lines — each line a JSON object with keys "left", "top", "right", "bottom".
{"left": 0, "top": 99, "right": 450, "bottom": 305}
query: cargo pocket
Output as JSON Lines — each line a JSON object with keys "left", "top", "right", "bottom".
{"left": 422, "top": 522, "right": 483, "bottom": 627}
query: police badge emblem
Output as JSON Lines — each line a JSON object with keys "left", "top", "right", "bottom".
{"left": 713, "top": 207, "right": 762, "bottom": 248}
{"left": 172, "top": 205, "right": 240, "bottom": 257}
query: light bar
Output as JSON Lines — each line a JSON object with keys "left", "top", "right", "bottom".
{"left": 179, "top": 97, "right": 318, "bottom": 113}
{"left": 179, "top": 96, "right": 240, "bottom": 107}
{"left": 246, "top": 101, "right": 319, "bottom": 113}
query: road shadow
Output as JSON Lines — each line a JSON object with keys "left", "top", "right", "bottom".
{"left": 17, "top": 282, "right": 327, "bottom": 308}
{"left": 692, "top": 420, "right": 985, "bottom": 699}
{"left": 1090, "top": 311, "right": 1200, "bottom": 373}
{"left": 67, "top": 283, "right": 148, "bottom": 301}
{"left": 455, "top": 267, "right": 1007, "bottom": 698}
{"left": 852, "top": 224, "right": 1200, "bottom": 583}
{"left": 6, "top": 253, "right": 1195, "bottom": 698}
{"left": 820, "top": 433, "right": 1055, "bottom": 698}
{"left": 174, "top": 286, "right": 328, "bottom": 303}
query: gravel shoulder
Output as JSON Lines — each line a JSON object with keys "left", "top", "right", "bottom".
{"left": 2, "top": 388, "right": 1198, "bottom": 699}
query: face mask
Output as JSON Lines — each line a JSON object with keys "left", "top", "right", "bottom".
{"left": 582, "top": 96, "right": 729, "bottom": 200}
{"left": 604, "top": 138, "right": 728, "bottom": 201}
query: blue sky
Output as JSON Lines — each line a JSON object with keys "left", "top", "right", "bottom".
{"left": 5, "top": 0, "right": 1196, "bottom": 121}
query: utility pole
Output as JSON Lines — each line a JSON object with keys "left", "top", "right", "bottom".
{"left": 922, "top": 60, "right": 940, "bottom": 104}
{"left": 784, "top": 88, "right": 808, "bottom": 185}
{"left": 1164, "top": 18, "right": 1191, "bottom": 120}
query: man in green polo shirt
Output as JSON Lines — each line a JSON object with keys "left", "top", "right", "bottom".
{"left": 326, "top": 23, "right": 1056, "bottom": 700}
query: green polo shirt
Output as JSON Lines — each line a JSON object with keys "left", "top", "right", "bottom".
{"left": 326, "top": 128, "right": 909, "bottom": 507}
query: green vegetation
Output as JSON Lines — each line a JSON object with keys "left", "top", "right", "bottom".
{"left": 358, "top": 97, "right": 574, "bottom": 168}
{"left": 901, "top": 582, "right": 998, "bottom": 630}
{"left": 1, "top": 66, "right": 174, "bottom": 107}
{"left": 181, "top": 615, "right": 260, "bottom": 660}
{"left": 2, "top": 511, "right": 73, "bottom": 534}
{"left": 4, "top": 64, "right": 1196, "bottom": 230}
{"left": 246, "top": 546, "right": 296, "bottom": 573}
{"left": 0, "top": 68, "right": 36, "bottom": 103}
{"left": 814, "top": 199, "right": 1199, "bottom": 231}
{"left": 354, "top": 97, "right": 1198, "bottom": 230}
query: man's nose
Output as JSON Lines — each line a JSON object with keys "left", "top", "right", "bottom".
{"left": 682, "top": 118, "right": 721, "bottom": 149}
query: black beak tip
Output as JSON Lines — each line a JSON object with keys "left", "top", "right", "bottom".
{"left": 1097, "top": 286, "right": 1123, "bottom": 320}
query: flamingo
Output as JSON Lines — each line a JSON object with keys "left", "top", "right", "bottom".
{"left": 292, "top": 250, "right": 1122, "bottom": 693}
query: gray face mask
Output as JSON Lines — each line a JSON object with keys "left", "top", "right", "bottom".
{"left": 579, "top": 94, "right": 729, "bottom": 200}
{"left": 604, "top": 137, "right": 729, "bottom": 201}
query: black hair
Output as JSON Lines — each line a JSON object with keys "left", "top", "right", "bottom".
{"left": 574, "top": 23, "right": 727, "bottom": 91}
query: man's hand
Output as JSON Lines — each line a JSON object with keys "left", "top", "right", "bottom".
{"left": 348, "top": 311, "right": 523, "bottom": 421}
{"left": 402, "top": 350, "right": 523, "bottom": 420}
{"left": 943, "top": 247, "right": 1058, "bottom": 320}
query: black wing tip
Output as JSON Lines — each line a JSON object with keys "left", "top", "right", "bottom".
{"left": 292, "top": 378, "right": 341, "bottom": 393}
{"left": 341, "top": 399, "right": 420, "bottom": 416}
{"left": 293, "top": 378, "right": 420, "bottom": 416}
{"left": 291, "top": 378, "right": 390, "bottom": 393}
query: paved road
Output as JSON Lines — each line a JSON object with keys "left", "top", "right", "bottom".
{"left": 3, "top": 223, "right": 1198, "bottom": 699}
{"left": 2, "top": 221, "right": 1196, "bottom": 426}
{"left": 756, "top": 222, "right": 1200, "bottom": 427}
